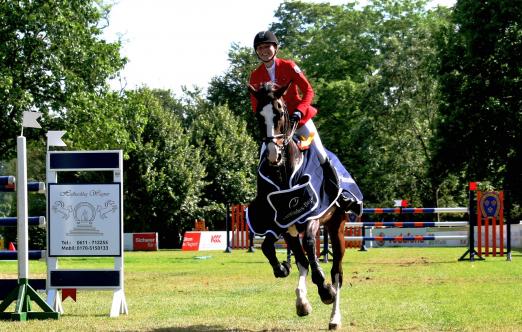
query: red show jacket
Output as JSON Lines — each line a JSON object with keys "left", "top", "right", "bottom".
{"left": 249, "top": 58, "right": 317, "bottom": 127}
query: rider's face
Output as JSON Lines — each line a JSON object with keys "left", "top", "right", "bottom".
{"left": 256, "top": 43, "right": 277, "bottom": 63}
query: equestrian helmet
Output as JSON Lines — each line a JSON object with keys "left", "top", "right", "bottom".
{"left": 253, "top": 31, "right": 279, "bottom": 49}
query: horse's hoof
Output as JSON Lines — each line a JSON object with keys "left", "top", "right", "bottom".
{"left": 273, "top": 262, "right": 290, "bottom": 278}
{"left": 319, "top": 283, "right": 336, "bottom": 305}
{"left": 328, "top": 322, "right": 341, "bottom": 330}
{"left": 296, "top": 301, "right": 312, "bottom": 317}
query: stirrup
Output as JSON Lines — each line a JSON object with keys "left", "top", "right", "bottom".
{"left": 338, "top": 194, "right": 363, "bottom": 216}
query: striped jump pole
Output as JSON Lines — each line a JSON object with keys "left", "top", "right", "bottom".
{"left": 345, "top": 235, "right": 468, "bottom": 242}
{"left": 0, "top": 216, "right": 46, "bottom": 227}
{"left": 0, "top": 176, "right": 15, "bottom": 191}
{"left": 0, "top": 136, "right": 59, "bottom": 321}
{"left": 349, "top": 221, "right": 469, "bottom": 228}
{"left": 0, "top": 181, "right": 45, "bottom": 193}
{"left": 362, "top": 207, "right": 468, "bottom": 214}
{"left": 355, "top": 205, "right": 470, "bottom": 255}
{"left": 0, "top": 216, "right": 46, "bottom": 262}
{"left": 0, "top": 250, "right": 45, "bottom": 260}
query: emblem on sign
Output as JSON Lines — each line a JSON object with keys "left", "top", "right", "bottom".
{"left": 48, "top": 183, "right": 121, "bottom": 256}
{"left": 479, "top": 191, "right": 500, "bottom": 218}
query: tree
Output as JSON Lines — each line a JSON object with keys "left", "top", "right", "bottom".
{"left": 344, "top": 0, "right": 451, "bottom": 206}
{"left": 432, "top": 0, "right": 522, "bottom": 219}
{"left": 190, "top": 101, "right": 258, "bottom": 228}
{"left": 60, "top": 88, "right": 207, "bottom": 247}
{"left": 122, "top": 89, "right": 206, "bottom": 247}
{"left": 0, "top": 0, "right": 125, "bottom": 158}
{"left": 207, "top": 44, "right": 260, "bottom": 138}
{"left": 270, "top": 0, "right": 450, "bottom": 206}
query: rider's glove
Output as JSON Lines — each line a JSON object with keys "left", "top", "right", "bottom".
{"left": 290, "top": 110, "right": 302, "bottom": 126}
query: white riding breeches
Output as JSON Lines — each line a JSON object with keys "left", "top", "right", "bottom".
{"left": 295, "top": 119, "right": 327, "bottom": 163}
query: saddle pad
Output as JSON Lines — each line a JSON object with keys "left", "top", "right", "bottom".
{"left": 246, "top": 144, "right": 363, "bottom": 238}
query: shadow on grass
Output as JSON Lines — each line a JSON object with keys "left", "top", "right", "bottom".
{"left": 353, "top": 259, "right": 458, "bottom": 265}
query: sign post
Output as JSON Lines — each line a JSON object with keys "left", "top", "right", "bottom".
{"left": 46, "top": 150, "right": 127, "bottom": 317}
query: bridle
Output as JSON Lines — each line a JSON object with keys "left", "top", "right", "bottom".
{"left": 262, "top": 99, "right": 297, "bottom": 147}
{"left": 249, "top": 82, "right": 298, "bottom": 167}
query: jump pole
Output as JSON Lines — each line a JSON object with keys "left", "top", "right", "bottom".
{"left": 225, "top": 205, "right": 232, "bottom": 253}
{"left": 458, "top": 182, "right": 483, "bottom": 261}
{"left": 0, "top": 136, "right": 59, "bottom": 320}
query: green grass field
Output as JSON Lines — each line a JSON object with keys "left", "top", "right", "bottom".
{"left": 1, "top": 247, "right": 522, "bottom": 331}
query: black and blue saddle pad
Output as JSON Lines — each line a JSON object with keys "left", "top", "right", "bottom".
{"left": 246, "top": 144, "right": 363, "bottom": 237}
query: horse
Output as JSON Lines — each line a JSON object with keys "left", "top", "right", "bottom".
{"left": 247, "top": 82, "right": 363, "bottom": 330}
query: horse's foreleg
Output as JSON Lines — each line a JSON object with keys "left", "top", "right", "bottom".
{"left": 328, "top": 273, "right": 342, "bottom": 330}
{"left": 327, "top": 212, "right": 347, "bottom": 330}
{"left": 283, "top": 231, "right": 312, "bottom": 316}
{"left": 303, "top": 221, "right": 336, "bottom": 305}
{"left": 261, "top": 234, "right": 290, "bottom": 278}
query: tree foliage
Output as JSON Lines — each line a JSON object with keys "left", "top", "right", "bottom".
{"left": 432, "top": 0, "right": 522, "bottom": 218}
{"left": 207, "top": 44, "right": 260, "bottom": 138}
{"left": 190, "top": 101, "right": 258, "bottom": 227}
{"left": 215, "top": 0, "right": 452, "bottom": 207}
{"left": 0, "top": 0, "right": 125, "bottom": 158}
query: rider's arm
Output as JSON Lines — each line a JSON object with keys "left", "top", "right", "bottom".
{"left": 292, "top": 65, "right": 314, "bottom": 115}
{"left": 249, "top": 68, "right": 263, "bottom": 112}
{"left": 287, "top": 60, "right": 316, "bottom": 126}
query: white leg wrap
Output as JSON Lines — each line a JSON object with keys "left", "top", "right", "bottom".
{"left": 295, "top": 262, "right": 308, "bottom": 301}
{"left": 329, "top": 273, "right": 342, "bottom": 329}
{"left": 295, "top": 262, "right": 312, "bottom": 316}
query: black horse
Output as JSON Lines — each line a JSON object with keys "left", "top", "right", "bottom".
{"left": 247, "top": 82, "right": 363, "bottom": 330}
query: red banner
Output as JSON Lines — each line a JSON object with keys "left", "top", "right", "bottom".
{"left": 181, "top": 232, "right": 201, "bottom": 251}
{"left": 133, "top": 233, "right": 158, "bottom": 251}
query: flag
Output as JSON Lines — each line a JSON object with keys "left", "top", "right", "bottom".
{"left": 46, "top": 131, "right": 67, "bottom": 147}
{"left": 394, "top": 200, "right": 408, "bottom": 207}
{"left": 62, "top": 288, "right": 77, "bottom": 302}
{"left": 22, "top": 111, "right": 42, "bottom": 128}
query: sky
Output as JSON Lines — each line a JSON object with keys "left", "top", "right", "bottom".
{"left": 103, "top": 0, "right": 456, "bottom": 95}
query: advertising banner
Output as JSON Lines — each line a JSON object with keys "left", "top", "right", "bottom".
{"left": 182, "top": 231, "right": 228, "bottom": 251}
{"left": 133, "top": 232, "right": 158, "bottom": 251}
{"left": 181, "top": 231, "right": 201, "bottom": 251}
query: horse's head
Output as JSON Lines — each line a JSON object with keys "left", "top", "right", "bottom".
{"left": 248, "top": 82, "right": 293, "bottom": 166}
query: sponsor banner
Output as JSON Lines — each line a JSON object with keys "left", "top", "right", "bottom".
{"left": 182, "top": 231, "right": 201, "bottom": 251}
{"left": 133, "top": 232, "right": 158, "bottom": 251}
{"left": 198, "top": 231, "right": 227, "bottom": 251}
{"left": 370, "top": 228, "right": 468, "bottom": 247}
{"left": 182, "top": 231, "right": 228, "bottom": 251}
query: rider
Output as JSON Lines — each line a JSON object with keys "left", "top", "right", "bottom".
{"left": 249, "top": 30, "right": 340, "bottom": 198}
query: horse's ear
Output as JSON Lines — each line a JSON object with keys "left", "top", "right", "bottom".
{"left": 274, "top": 81, "right": 292, "bottom": 99}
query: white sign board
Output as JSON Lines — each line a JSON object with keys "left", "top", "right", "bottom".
{"left": 48, "top": 183, "right": 121, "bottom": 256}
{"left": 198, "top": 231, "right": 228, "bottom": 251}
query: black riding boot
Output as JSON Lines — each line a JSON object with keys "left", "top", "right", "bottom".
{"left": 338, "top": 194, "right": 363, "bottom": 216}
{"left": 322, "top": 158, "right": 363, "bottom": 216}
{"left": 321, "top": 157, "right": 340, "bottom": 198}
